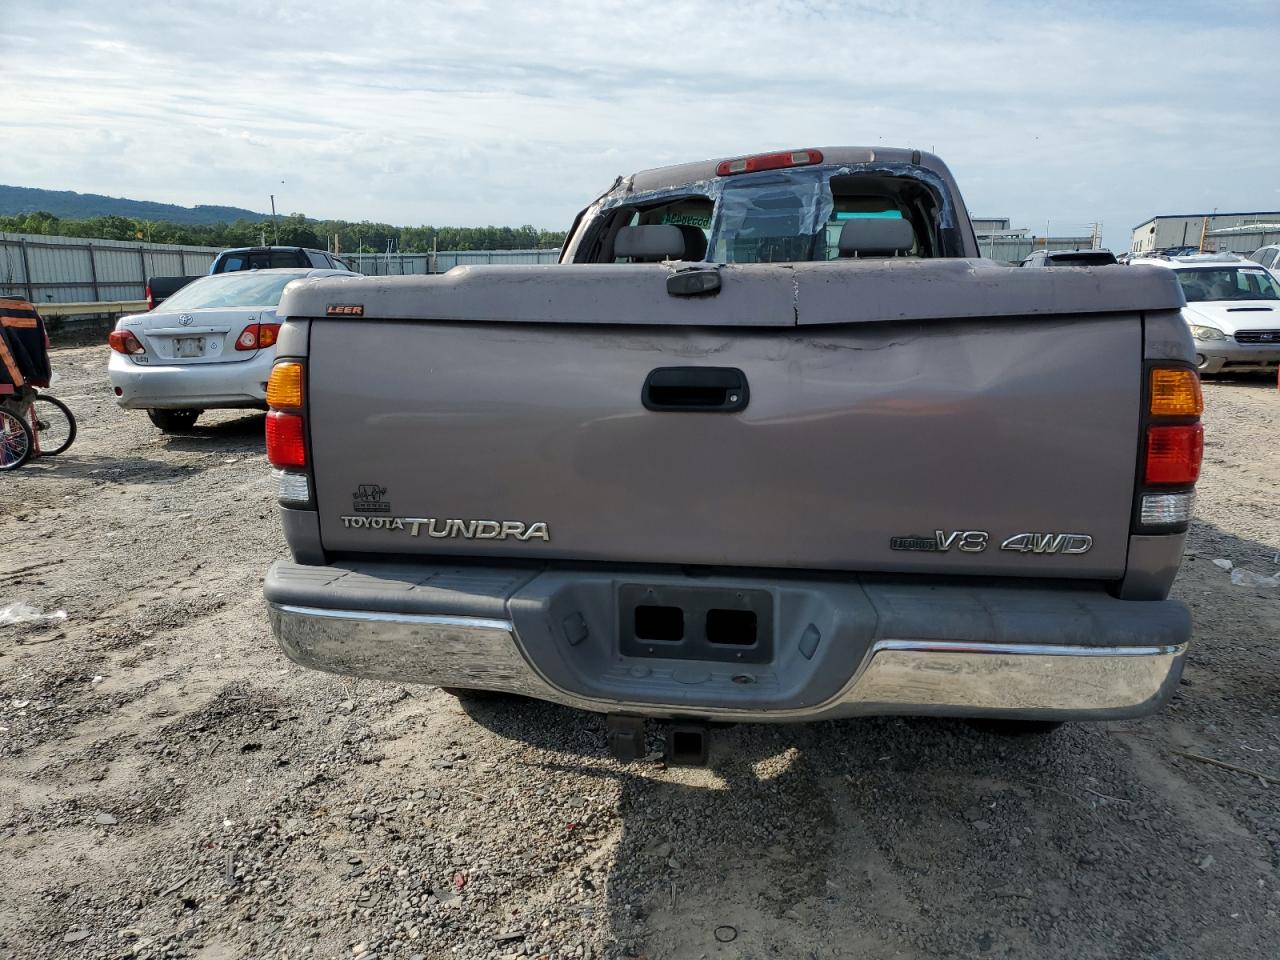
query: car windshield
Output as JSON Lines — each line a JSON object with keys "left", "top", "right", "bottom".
{"left": 160, "top": 272, "right": 305, "bottom": 311}
{"left": 1176, "top": 267, "right": 1280, "bottom": 302}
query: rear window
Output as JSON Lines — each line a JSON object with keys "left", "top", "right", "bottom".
{"left": 159, "top": 273, "right": 304, "bottom": 311}
{"left": 580, "top": 163, "right": 964, "bottom": 265}
{"left": 1045, "top": 251, "right": 1117, "bottom": 266}
{"left": 1176, "top": 267, "right": 1280, "bottom": 302}
{"left": 215, "top": 250, "right": 308, "bottom": 272}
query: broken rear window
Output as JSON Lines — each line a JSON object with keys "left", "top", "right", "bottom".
{"left": 581, "top": 163, "right": 962, "bottom": 264}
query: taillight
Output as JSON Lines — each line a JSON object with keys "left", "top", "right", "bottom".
{"left": 235, "top": 322, "right": 282, "bottom": 351}
{"left": 1145, "top": 424, "right": 1204, "bottom": 485}
{"left": 145, "top": 285, "right": 155, "bottom": 310}
{"left": 266, "top": 361, "right": 303, "bottom": 409}
{"left": 1135, "top": 365, "right": 1203, "bottom": 531}
{"left": 716, "top": 149, "right": 824, "bottom": 177}
{"left": 1149, "top": 368, "right": 1203, "bottom": 417}
{"left": 267, "top": 360, "right": 309, "bottom": 499}
{"left": 266, "top": 412, "right": 306, "bottom": 468}
{"left": 108, "top": 329, "right": 145, "bottom": 355}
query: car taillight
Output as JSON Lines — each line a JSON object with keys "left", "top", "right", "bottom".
{"left": 235, "top": 322, "right": 282, "bottom": 351}
{"left": 1145, "top": 424, "right": 1204, "bottom": 484}
{"left": 716, "top": 149, "right": 824, "bottom": 177}
{"left": 266, "top": 412, "right": 306, "bottom": 468}
{"left": 266, "top": 361, "right": 303, "bottom": 409}
{"left": 145, "top": 285, "right": 155, "bottom": 310}
{"left": 1135, "top": 365, "right": 1203, "bottom": 531}
{"left": 108, "top": 329, "right": 145, "bottom": 355}
{"left": 1149, "top": 368, "right": 1203, "bottom": 417}
{"left": 266, "top": 360, "right": 310, "bottom": 499}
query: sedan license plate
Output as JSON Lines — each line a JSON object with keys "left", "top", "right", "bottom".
{"left": 175, "top": 336, "right": 205, "bottom": 358}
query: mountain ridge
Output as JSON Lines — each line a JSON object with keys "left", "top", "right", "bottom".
{"left": 0, "top": 184, "right": 271, "bottom": 225}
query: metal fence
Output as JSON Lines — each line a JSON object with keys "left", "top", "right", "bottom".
{"left": 0, "top": 233, "right": 563, "bottom": 306}
{"left": 0, "top": 232, "right": 220, "bottom": 304}
{"left": 340, "top": 248, "right": 561, "bottom": 275}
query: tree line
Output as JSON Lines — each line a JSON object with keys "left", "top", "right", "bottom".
{"left": 0, "top": 210, "right": 567, "bottom": 253}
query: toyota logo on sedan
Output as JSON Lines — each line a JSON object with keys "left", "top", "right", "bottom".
{"left": 178, "top": 314, "right": 194, "bottom": 326}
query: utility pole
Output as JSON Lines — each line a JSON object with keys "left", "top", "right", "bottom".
{"left": 269, "top": 194, "right": 279, "bottom": 245}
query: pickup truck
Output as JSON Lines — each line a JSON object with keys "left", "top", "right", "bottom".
{"left": 261, "top": 147, "right": 1202, "bottom": 762}
{"left": 145, "top": 246, "right": 352, "bottom": 309}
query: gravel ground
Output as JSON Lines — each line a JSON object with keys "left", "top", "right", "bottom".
{"left": 2, "top": 341, "right": 1279, "bottom": 960}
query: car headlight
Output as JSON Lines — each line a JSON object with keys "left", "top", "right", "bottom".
{"left": 1189, "top": 324, "right": 1226, "bottom": 341}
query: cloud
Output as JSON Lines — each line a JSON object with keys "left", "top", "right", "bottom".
{"left": 3, "top": 0, "right": 1277, "bottom": 249}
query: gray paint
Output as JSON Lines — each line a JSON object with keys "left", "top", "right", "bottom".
{"left": 277, "top": 260, "right": 1183, "bottom": 329}
{"left": 280, "top": 507, "right": 325, "bottom": 565}
{"left": 1142, "top": 308, "right": 1197, "bottom": 361}
{"left": 308, "top": 313, "right": 1142, "bottom": 577}
{"left": 1117, "top": 534, "right": 1188, "bottom": 600}
{"left": 274, "top": 317, "right": 309, "bottom": 358}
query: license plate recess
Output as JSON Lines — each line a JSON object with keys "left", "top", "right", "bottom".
{"left": 618, "top": 583, "right": 774, "bottom": 664}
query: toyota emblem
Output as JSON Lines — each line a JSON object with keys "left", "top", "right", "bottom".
{"left": 178, "top": 314, "right": 194, "bottom": 326}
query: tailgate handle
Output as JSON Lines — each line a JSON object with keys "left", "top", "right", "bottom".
{"left": 642, "top": 367, "right": 749, "bottom": 413}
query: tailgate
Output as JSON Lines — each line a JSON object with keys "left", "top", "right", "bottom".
{"left": 308, "top": 313, "right": 1141, "bottom": 578}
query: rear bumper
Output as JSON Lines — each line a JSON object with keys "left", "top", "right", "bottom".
{"left": 108, "top": 350, "right": 273, "bottom": 409}
{"left": 265, "top": 561, "right": 1189, "bottom": 723}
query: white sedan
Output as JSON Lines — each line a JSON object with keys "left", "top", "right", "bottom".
{"left": 108, "top": 268, "right": 356, "bottom": 432}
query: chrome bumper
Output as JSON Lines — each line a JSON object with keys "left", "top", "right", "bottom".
{"left": 269, "top": 603, "right": 1186, "bottom": 722}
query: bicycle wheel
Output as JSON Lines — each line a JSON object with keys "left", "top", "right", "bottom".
{"left": 0, "top": 407, "right": 34, "bottom": 470}
{"left": 30, "top": 394, "right": 76, "bottom": 456}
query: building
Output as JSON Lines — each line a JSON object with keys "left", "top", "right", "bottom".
{"left": 1204, "top": 222, "right": 1280, "bottom": 255}
{"left": 1131, "top": 212, "right": 1280, "bottom": 255}
{"left": 971, "top": 217, "right": 1094, "bottom": 263}
{"left": 971, "top": 217, "right": 1021, "bottom": 237}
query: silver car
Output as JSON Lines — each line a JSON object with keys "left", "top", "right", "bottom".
{"left": 108, "top": 268, "right": 357, "bottom": 431}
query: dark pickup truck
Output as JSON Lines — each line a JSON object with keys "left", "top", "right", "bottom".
{"left": 145, "top": 246, "right": 352, "bottom": 309}
{"left": 261, "top": 147, "right": 1202, "bottom": 760}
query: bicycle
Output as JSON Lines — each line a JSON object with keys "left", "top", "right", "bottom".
{"left": 0, "top": 386, "right": 76, "bottom": 471}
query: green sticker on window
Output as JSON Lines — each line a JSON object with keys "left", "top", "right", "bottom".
{"left": 662, "top": 211, "right": 712, "bottom": 229}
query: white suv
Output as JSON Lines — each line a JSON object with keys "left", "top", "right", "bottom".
{"left": 1131, "top": 253, "right": 1280, "bottom": 375}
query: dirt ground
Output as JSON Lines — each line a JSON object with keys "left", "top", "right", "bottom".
{"left": 2, "top": 341, "right": 1279, "bottom": 960}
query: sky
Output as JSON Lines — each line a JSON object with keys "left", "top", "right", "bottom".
{"left": 3, "top": 0, "right": 1279, "bottom": 251}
